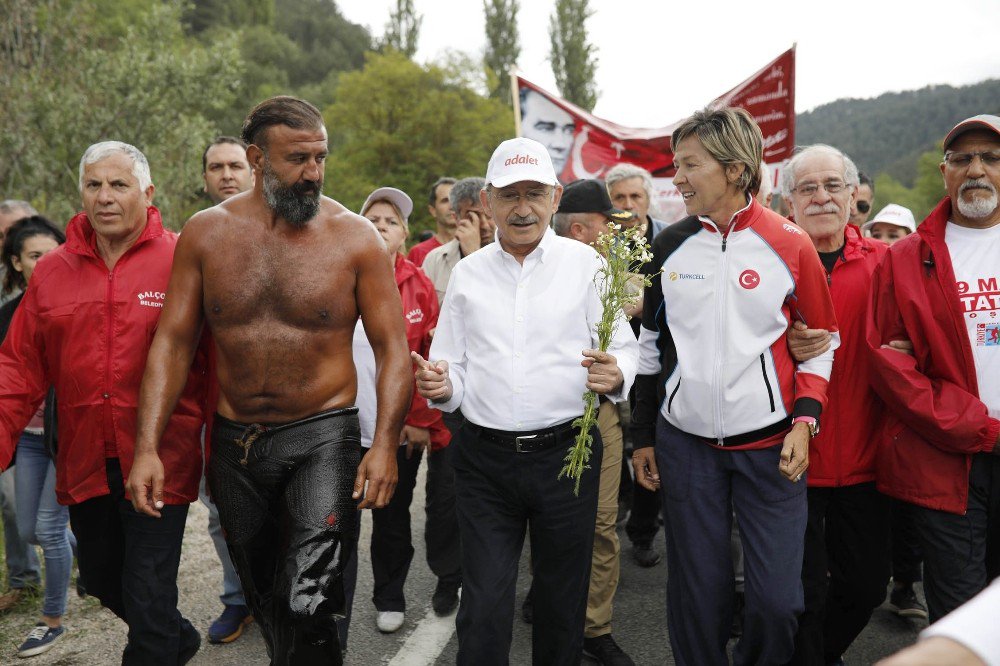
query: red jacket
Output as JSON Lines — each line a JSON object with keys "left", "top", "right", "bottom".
{"left": 808, "top": 225, "right": 887, "bottom": 487}
{"left": 396, "top": 254, "right": 450, "bottom": 450}
{"left": 0, "top": 207, "right": 207, "bottom": 505}
{"left": 866, "top": 198, "right": 1000, "bottom": 514}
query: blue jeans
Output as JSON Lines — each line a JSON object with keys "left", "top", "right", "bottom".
{"left": 1, "top": 462, "right": 41, "bottom": 590}
{"left": 14, "top": 432, "right": 75, "bottom": 617}
{"left": 199, "top": 481, "right": 246, "bottom": 607}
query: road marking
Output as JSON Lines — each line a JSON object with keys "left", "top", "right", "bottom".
{"left": 386, "top": 605, "right": 457, "bottom": 666}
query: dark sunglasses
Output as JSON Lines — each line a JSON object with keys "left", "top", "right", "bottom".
{"left": 857, "top": 200, "right": 871, "bottom": 214}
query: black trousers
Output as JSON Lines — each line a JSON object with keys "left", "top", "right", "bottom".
{"left": 792, "top": 482, "right": 890, "bottom": 666}
{"left": 624, "top": 476, "right": 662, "bottom": 546}
{"left": 338, "top": 441, "right": 463, "bottom": 648}
{"left": 68, "top": 459, "right": 197, "bottom": 665}
{"left": 890, "top": 499, "right": 923, "bottom": 585}
{"left": 913, "top": 453, "right": 1000, "bottom": 622}
{"left": 624, "top": 386, "right": 661, "bottom": 547}
{"left": 429, "top": 414, "right": 463, "bottom": 586}
{"left": 371, "top": 445, "right": 423, "bottom": 611}
{"left": 209, "top": 408, "right": 362, "bottom": 666}
{"left": 453, "top": 419, "right": 602, "bottom": 666}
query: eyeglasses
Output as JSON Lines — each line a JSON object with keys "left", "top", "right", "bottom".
{"left": 492, "top": 189, "right": 553, "bottom": 205}
{"left": 943, "top": 151, "right": 1000, "bottom": 168}
{"left": 856, "top": 200, "right": 871, "bottom": 214}
{"left": 790, "top": 180, "right": 850, "bottom": 197}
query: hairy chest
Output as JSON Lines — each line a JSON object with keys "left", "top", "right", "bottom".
{"left": 201, "top": 236, "right": 358, "bottom": 330}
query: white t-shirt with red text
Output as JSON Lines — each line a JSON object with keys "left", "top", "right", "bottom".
{"left": 947, "top": 221, "right": 1000, "bottom": 418}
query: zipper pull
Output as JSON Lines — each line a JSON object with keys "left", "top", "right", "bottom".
{"left": 722, "top": 236, "right": 727, "bottom": 253}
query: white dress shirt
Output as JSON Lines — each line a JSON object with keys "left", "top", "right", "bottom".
{"left": 429, "top": 227, "right": 638, "bottom": 431}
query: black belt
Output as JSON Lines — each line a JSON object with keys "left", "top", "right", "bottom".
{"left": 697, "top": 416, "right": 791, "bottom": 448}
{"left": 466, "top": 418, "right": 581, "bottom": 453}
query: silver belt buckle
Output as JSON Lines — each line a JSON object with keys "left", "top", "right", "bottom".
{"left": 515, "top": 434, "right": 537, "bottom": 453}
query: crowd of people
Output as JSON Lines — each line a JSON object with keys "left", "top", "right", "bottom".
{"left": 0, "top": 96, "right": 997, "bottom": 666}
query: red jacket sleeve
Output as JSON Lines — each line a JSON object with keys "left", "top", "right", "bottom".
{"left": 0, "top": 284, "right": 50, "bottom": 470}
{"left": 866, "top": 250, "right": 1000, "bottom": 455}
{"left": 403, "top": 279, "right": 451, "bottom": 449}
{"left": 790, "top": 236, "right": 840, "bottom": 416}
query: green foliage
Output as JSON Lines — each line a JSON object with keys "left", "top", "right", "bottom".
{"left": 483, "top": 0, "right": 520, "bottom": 104}
{"left": 0, "top": 0, "right": 242, "bottom": 227}
{"left": 797, "top": 80, "right": 1000, "bottom": 185}
{"left": 872, "top": 148, "right": 947, "bottom": 224}
{"left": 323, "top": 51, "right": 514, "bottom": 235}
{"left": 548, "top": 0, "right": 598, "bottom": 112}
{"left": 190, "top": 0, "right": 372, "bottom": 135}
{"left": 381, "top": 0, "right": 422, "bottom": 58}
{"left": 274, "top": 0, "right": 371, "bottom": 88}
{"left": 184, "top": 0, "right": 275, "bottom": 34}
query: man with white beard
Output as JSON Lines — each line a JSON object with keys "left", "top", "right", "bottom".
{"left": 867, "top": 114, "right": 1000, "bottom": 624}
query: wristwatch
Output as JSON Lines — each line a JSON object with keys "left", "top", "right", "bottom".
{"left": 792, "top": 416, "right": 820, "bottom": 438}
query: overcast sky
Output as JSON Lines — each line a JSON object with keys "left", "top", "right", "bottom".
{"left": 340, "top": 0, "right": 1000, "bottom": 128}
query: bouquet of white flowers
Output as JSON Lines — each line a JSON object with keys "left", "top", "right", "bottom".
{"left": 559, "top": 221, "right": 656, "bottom": 495}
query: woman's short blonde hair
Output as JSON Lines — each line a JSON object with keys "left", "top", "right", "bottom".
{"left": 671, "top": 107, "right": 763, "bottom": 196}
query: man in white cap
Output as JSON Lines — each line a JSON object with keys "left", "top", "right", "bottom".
{"left": 412, "top": 137, "right": 638, "bottom": 665}
{"left": 867, "top": 114, "right": 1000, "bottom": 622}
{"left": 863, "top": 203, "right": 916, "bottom": 245}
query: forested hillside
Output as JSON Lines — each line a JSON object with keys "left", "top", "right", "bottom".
{"left": 0, "top": 0, "right": 512, "bottom": 230}
{"left": 797, "top": 80, "right": 1000, "bottom": 185}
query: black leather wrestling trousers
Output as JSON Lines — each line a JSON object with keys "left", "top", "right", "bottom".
{"left": 208, "top": 407, "right": 362, "bottom": 666}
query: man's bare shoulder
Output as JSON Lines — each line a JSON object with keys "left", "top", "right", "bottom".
{"left": 315, "top": 196, "right": 384, "bottom": 251}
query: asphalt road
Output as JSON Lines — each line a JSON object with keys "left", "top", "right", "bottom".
{"left": 0, "top": 459, "right": 926, "bottom": 665}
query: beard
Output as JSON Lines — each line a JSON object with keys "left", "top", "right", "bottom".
{"left": 956, "top": 179, "right": 999, "bottom": 219}
{"left": 262, "top": 159, "right": 321, "bottom": 226}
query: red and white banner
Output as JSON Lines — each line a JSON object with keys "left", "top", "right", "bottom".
{"left": 515, "top": 47, "right": 795, "bottom": 222}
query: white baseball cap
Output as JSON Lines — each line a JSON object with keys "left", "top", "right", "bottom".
{"left": 863, "top": 204, "right": 916, "bottom": 234}
{"left": 360, "top": 187, "right": 413, "bottom": 223}
{"left": 485, "top": 137, "right": 559, "bottom": 188}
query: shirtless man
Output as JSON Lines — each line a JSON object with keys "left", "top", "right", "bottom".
{"left": 127, "top": 96, "right": 411, "bottom": 665}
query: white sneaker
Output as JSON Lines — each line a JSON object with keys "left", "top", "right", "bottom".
{"left": 376, "top": 611, "right": 405, "bottom": 633}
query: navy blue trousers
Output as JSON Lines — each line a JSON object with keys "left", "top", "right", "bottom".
{"left": 655, "top": 417, "right": 807, "bottom": 666}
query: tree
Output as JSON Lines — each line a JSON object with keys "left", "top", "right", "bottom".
{"left": 382, "top": 0, "right": 421, "bottom": 58}
{"left": 0, "top": 0, "right": 243, "bottom": 226}
{"left": 323, "top": 51, "right": 513, "bottom": 234}
{"left": 872, "top": 148, "right": 946, "bottom": 225}
{"left": 483, "top": 0, "right": 520, "bottom": 104}
{"left": 548, "top": 0, "right": 597, "bottom": 111}
{"left": 183, "top": 0, "right": 275, "bottom": 34}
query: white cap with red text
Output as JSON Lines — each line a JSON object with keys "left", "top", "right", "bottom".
{"left": 485, "top": 137, "right": 559, "bottom": 188}
{"left": 862, "top": 203, "right": 916, "bottom": 233}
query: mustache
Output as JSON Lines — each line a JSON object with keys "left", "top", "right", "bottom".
{"left": 506, "top": 213, "right": 540, "bottom": 225}
{"left": 804, "top": 203, "right": 840, "bottom": 215}
{"left": 960, "top": 179, "right": 997, "bottom": 195}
